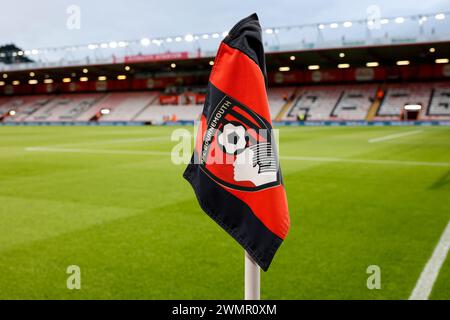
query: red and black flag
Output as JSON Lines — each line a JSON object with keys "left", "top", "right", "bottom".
{"left": 183, "top": 13, "right": 290, "bottom": 271}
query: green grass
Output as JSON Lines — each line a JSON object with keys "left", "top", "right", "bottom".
{"left": 0, "top": 125, "right": 449, "bottom": 299}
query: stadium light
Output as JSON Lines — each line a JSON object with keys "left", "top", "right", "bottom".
{"left": 100, "top": 108, "right": 111, "bottom": 115}
{"left": 170, "top": 63, "right": 176, "bottom": 68}
{"left": 366, "top": 62, "right": 379, "bottom": 67}
{"left": 339, "top": 52, "right": 345, "bottom": 58}
{"left": 435, "top": 58, "right": 449, "bottom": 64}
{"left": 88, "top": 44, "right": 98, "bottom": 50}
{"left": 83, "top": 68, "right": 88, "bottom": 74}
{"left": 380, "top": 18, "right": 389, "bottom": 24}
{"left": 202, "top": 34, "right": 209, "bottom": 39}
{"left": 338, "top": 63, "right": 350, "bottom": 68}
{"left": 175, "top": 36, "right": 182, "bottom": 42}
{"left": 109, "top": 41, "right": 118, "bottom": 49}
{"left": 435, "top": 13, "right": 445, "bottom": 20}
{"left": 29, "top": 72, "right": 35, "bottom": 77}
{"left": 265, "top": 28, "right": 274, "bottom": 34}
{"left": 100, "top": 43, "right": 108, "bottom": 49}
{"left": 124, "top": 66, "right": 131, "bottom": 71}
{"left": 152, "top": 39, "right": 161, "bottom": 46}
{"left": 118, "top": 41, "right": 128, "bottom": 48}
{"left": 166, "top": 37, "right": 173, "bottom": 43}
{"left": 2, "top": 74, "right": 7, "bottom": 79}
{"left": 395, "top": 17, "right": 405, "bottom": 24}
{"left": 396, "top": 60, "right": 410, "bottom": 66}
{"left": 222, "top": 31, "right": 228, "bottom": 37}
{"left": 184, "top": 34, "right": 194, "bottom": 42}
{"left": 212, "top": 33, "right": 220, "bottom": 38}
{"left": 80, "top": 77, "right": 88, "bottom": 82}
{"left": 44, "top": 79, "right": 53, "bottom": 84}
{"left": 209, "top": 60, "right": 214, "bottom": 66}
{"left": 17, "top": 51, "right": 24, "bottom": 56}
{"left": 0, "top": 81, "right": 4, "bottom": 86}
{"left": 12, "top": 80, "right": 20, "bottom": 85}
{"left": 62, "top": 78, "right": 71, "bottom": 83}
{"left": 28, "top": 79, "right": 38, "bottom": 85}
{"left": 31, "top": 49, "right": 39, "bottom": 55}
{"left": 329, "top": 23, "right": 339, "bottom": 29}
{"left": 290, "top": 55, "right": 296, "bottom": 61}
{"left": 9, "top": 110, "right": 16, "bottom": 116}
{"left": 98, "top": 76, "right": 107, "bottom": 81}
{"left": 308, "top": 65, "right": 320, "bottom": 70}
{"left": 279, "top": 66, "right": 290, "bottom": 72}
{"left": 318, "top": 24, "right": 325, "bottom": 30}
{"left": 140, "top": 38, "right": 150, "bottom": 46}
{"left": 117, "top": 75, "right": 127, "bottom": 80}
{"left": 429, "top": 47, "right": 436, "bottom": 53}
{"left": 343, "top": 21, "right": 352, "bottom": 28}
{"left": 404, "top": 104, "right": 422, "bottom": 110}
{"left": 419, "top": 16, "right": 428, "bottom": 25}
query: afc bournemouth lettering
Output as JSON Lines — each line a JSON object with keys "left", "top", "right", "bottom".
{"left": 201, "top": 98, "right": 232, "bottom": 164}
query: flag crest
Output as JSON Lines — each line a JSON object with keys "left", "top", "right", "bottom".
{"left": 183, "top": 13, "right": 290, "bottom": 271}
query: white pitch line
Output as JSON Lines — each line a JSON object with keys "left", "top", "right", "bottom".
{"left": 39, "top": 136, "right": 168, "bottom": 148}
{"left": 25, "top": 147, "right": 169, "bottom": 156}
{"left": 368, "top": 130, "right": 423, "bottom": 143}
{"left": 25, "top": 147, "right": 450, "bottom": 168}
{"left": 409, "top": 221, "right": 450, "bottom": 300}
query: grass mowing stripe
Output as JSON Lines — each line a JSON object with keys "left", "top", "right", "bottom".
{"left": 409, "top": 221, "right": 450, "bottom": 300}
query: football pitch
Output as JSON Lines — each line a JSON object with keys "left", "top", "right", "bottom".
{"left": 0, "top": 125, "right": 449, "bottom": 299}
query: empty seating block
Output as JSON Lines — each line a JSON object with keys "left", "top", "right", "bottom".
{"left": 267, "top": 87, "right": 295, "bottom": 119}
{"left": 3, "top": 96, "right": 53, "bottom": 122}
{"left": 331, "top": 84, "right": 376, "bottom": 120}
{"left": 284, "top": 86, "right": 342, "bottom": 121}
{"left": 428, "top": 83, "right": 450, "bottom": 116}
{"left": 99, "top": 92, "right": 159, "bottom": 122}
{"left": 377, "top": 83, "right": 432, "bottom": 119}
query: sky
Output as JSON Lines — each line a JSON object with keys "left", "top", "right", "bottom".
{"left": 0, "top": 0, "right": 448, "bottom": 50}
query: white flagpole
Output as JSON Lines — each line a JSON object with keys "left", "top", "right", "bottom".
{"left": 244, "top": 250, "right": 260, "bottom": 300}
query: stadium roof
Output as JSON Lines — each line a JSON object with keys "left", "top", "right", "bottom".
{"left": 1, "top": 40, "right": 449, "bottom": 84}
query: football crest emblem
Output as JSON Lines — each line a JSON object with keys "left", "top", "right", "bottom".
{"left": 198, "top": 89, "right": 281, "bottom": 191}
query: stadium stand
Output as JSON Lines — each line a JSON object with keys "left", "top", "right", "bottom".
{"left": 375, "top": 83, "right": 432, "bottom": 120}
{"left": 99, "top": 92, "right": 159, "bottom": 122}
{"left": 2, "top": 96, "right": 52, "bottom": 122}
{"left": 1, "top": 82, "right": 450, "bottom": 123}
{"left": 331, "top": 84, "right": 377, "bottom": 120}
{"left": 425, "top": 82, "right": 450, "bottom": 119}
{"left": 267, "top": 87, "right": 296, "bottom": 118}
{"left": 283, "top": 85, "right": 343, "bottom": 121}
{"left": 134, "top": 104, "right": 203, "bottom": 122}
{"left": 24, "top": 94, "right": 104, "bottom": 122}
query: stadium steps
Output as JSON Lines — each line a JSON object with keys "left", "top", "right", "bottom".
{"left": 366, "top": 85, "right": 384, "bottom": 121}
{"left": 275, "top": 93, "right": 298, "bottom": 121}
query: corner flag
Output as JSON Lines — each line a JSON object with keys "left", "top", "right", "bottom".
{"left": 183, "top": 13, "right": 290, "bottom": 271}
